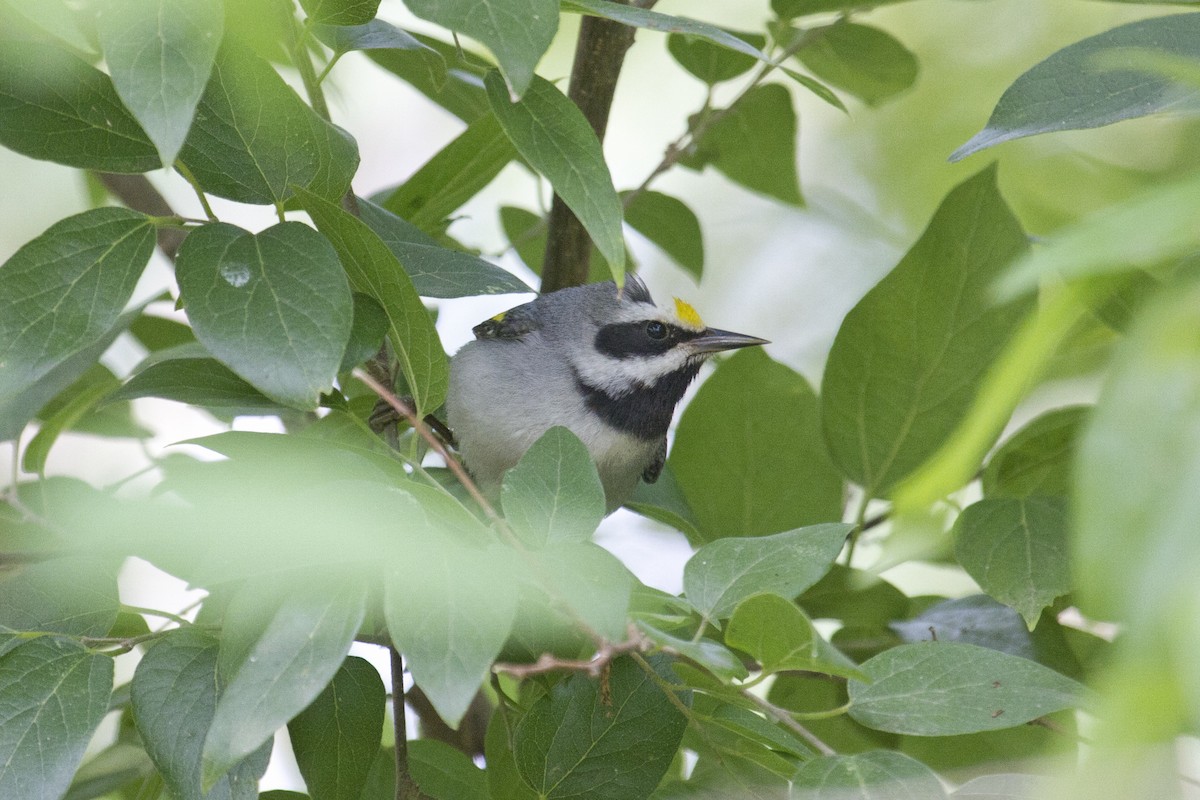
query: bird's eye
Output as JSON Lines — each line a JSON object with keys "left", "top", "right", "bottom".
{"left": 646, "top": 321, "right": 668, "bottom": 340}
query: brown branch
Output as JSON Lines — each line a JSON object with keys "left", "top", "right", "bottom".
{"left": 96, "top": 173, "right": 187, "bottom": 260}
{"left": 494, "top": 627, "right": 650, "bottom": 679}
{"left": 390, "top": 648, "right": 429, "bottom": 800}
{"left": 540, "top": 0, "right": 657, "bottom": 292}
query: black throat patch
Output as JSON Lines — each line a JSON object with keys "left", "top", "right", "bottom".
{"left": 574, "top": 363, "right": 703, "bottom": 441}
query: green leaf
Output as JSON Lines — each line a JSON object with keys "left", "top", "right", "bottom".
{"left": 772, "top": 0, "right": 912, "bottom": 16}
{"left": 951, "top": 773, "right": 1045, "bottom": 799}
{"left": 794, "top": 22, "right": 917, "bottom": 107}
{"left": 821, "top": 165, "right": 1032, "bottom": 496}
{"left": 178, "top": 43, "right": 359, "bottom": 204}
{"left": 23, "top": 369, "right": 118, "bottom": 474}
{"left": 485, "top": 71, "right": 626, "bottom": 283}
{"left": 779, "top": 66, "right": 848, "bottom": 113}
{"left": 202, "top": 583, "right": 367, "bottom": 788}
{"left": 952, "top": 13, "right": 1200, "bottom": 161}
{"left": 982, "top": 407, "right": 1087, "bottom": 498}
{"left": 681, "top": 84, "right": 802, "bottom": 206}
{"left": 799, "top": 566, "right": 909, "bottom": 629}
{"left": 32, "top": 362, "right": 148, "bottom": 440}
{"left": 358, "top": 198, "right": 532, "bottom": 298}
{"left": 625, "top": 464, "right": 702, "bottom": 543}
{"left": 314, "top": 19, "right": 430, "bottom": 54}
{"left": 997, "top": 170, "right": 1200, "bottom": 297}
{"left": 637, "top": 622, "right": 748, "bottom": 681}
{"left": 300, "top": 0, "right": 380, "bottom": 25}
{"left": 496, "top": 205, "right": 614, "bottom": 283}
{"left": 1075, "top": 282, "right": 1200, "bottom": 625}
{"left": 954, "top": 497, "right": 1070, "bottom": 629}
{"left": 367, "top": 33, "right": 488, "bottom": 123}
{"left": 501, "top": 426, "right": 605, "bottom": 548}
{"left": 514, "top": 655, "right": 689, "bottom": 800}
{"left": 110, "top": 354, "right": 282, "bottom": 411}
{"left": 792, "top": 750, "right": 947, "bottom": 799}
{"left": 725, "top": 593, "right": 865, "bottom": 680}
{"left": 64, "top": 742, "right": 156, "bottom": 800}
{"left": 404, "top": 0, "right": 556, "bottom": 99}
{"left": 175, "top": 221, "right": 352, "bottom": 409}
{"left": 294, "top": 187, "right": 449, "bottom": 415}
{"left": 410, "top": 739, "right": 489, "bottom": 800}
{"left": 0, "top": 0, "right": 97, "bottom": 54}
{"left": 129, "top": 313, "right": 196, "bottom": 351}
{"left": 621, "top": 190, "right": 704, "bottom": 279}
{"left": 95, "top": 0, "right": 224, "bottom": 166}
{"left": 667, "top": 29, "right": 764, "bottom": 85}
{"left": 514, "top": 542, "right": 636, "bottom": 647}
{"left": 0, "top": 638, "right": 114, "bottom": 800}
{"left": 563, "top": 0, "right": 771, "bottom": 66}
{"left": 288, "top": 656, "right": 385, "bottom": 800}
{"left": 340, "top": 292, "right": 389, "bottom": 372}
{"left": 683, "top": 524, "right": 850, "bottom": 621}
{"left": 0, "top": 557, "right": 120, "bottom": 637}
{"left": 847, "top": 642, "right": 1084, "bottom": 736}
{"left": 385, "top": 542, "right": 516, "bottom": 727}
{"left": 671, "top": 349, "right": 842, "bottom": 542}
{"left": 485, "top": 712, "right": 539, "bottom": 800}
{"left": 0, "top": 208, "right": 155, "bottom": 439}
{"left": 0, "top": 41, "right": 160, "bottom": 172}
{"left": 131, "top": 630, "right": 269, "bottom": 800}
{"left": 378, "top": 112, "right": 517, "bottom": 236}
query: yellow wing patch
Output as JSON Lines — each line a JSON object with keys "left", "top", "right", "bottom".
{"left": 673, "top": 297, "right": 705, "bottom": 330}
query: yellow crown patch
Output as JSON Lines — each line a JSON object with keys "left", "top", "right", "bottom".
{"left": 673, "top": 297, "right": 704, "bottom": 330}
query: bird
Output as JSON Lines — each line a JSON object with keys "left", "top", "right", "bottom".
{"left": 446, "top": 274, "right": 768, "bottom": 513}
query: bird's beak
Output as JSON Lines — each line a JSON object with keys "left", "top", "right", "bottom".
{"left": 689, "top": 328, "right": 770, "bottom": 354}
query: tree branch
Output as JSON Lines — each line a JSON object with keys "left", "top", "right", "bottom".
{"left": 540, "top": 1, "right": 655, "bottom": 292}
{"left": 96, "top": 173, "right": 186, "bottom": 260}
{"left": 390, "top": 648, "right": 428, "bottom": 800}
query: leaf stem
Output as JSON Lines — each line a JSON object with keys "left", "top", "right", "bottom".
{"left": 175, "top": 162, "right": 218, "bottom": 222}
{"left": 738, "top": 686, "right": 837, "bottom": 756}
{"left": 844, "top": 490, "right": 872, "bottom": 567}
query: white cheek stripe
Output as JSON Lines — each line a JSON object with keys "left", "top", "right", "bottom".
{"left": 572, "top": 345, "right": 693, "bottom": 395}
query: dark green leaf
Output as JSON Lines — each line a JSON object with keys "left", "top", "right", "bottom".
{"left": 954, "top": 497, "right": 1070, "bottom": 628}
{"left": 64, "top": 742, "right": 155, "bottom": 800}
{"left": 625, "top": 464, "right": 702, "bottom": 542}
{"left": 800, "top": 566, "right": 909, "bottom": 629}
{"left": 23, "top": 366, "right": 119, "bottom": 474}
{"left": 288, "top": 656, "right": 385, "bottom": 800}
{"left": 202, "top": 583, "right": 367, "bottom": 788}
{"left": 341, "top": 292, "right": 389, "bottom": 372}
{"left": 982, "top": 407, "right": 1088, "bottom": 498}
{"left": 358, "top": 198, "right": 532, "bottom": 298}
{"left": 681, "top": 84, "right": 802, "bottom": 206}
{"left": 0, "top": 208, "right": 155, "bottom": 439}
{"left": 683, "top": 524, "right": 850, "bottom": 621}
{"left": 300, "top": 0, "right": 380, "bottom": 25}
{"left": 514, "top": 655, "right": 689, "bottom": 800}
{"left": 821, "top": 165, "right": 1032, "bottom": 496}
{"left": 379, "top": 112, "right": 516, "bottom": 236}
{"left": 726, "top": 593, "right": 865, "bottom": 679}
{"left": 131, "top": 629, "right": 269, "bottom": 800}
{"left": 367, "top": 33, "right": 487, "bottom": 123}
{"left": 485, "top": 712, "right": 539, "bottom": 800}
{"left": 0, "top": 557, "right": 119, "bottom": 637}
{"left": 485, "top": 71, "right": 626, "bottom": 282}
{"left": 314, "top": 19, "right": 430, "bottom": 54}
{"left": 109, "top": 355, "right": 282, "bottom": 411}
{"left": 637, "top": 622, "right": 748, "bottom": 681}
{"left": 847, "top": 642, "right": 1084, "bottom": 736}
{"left": 953, "top": 13, "right": 1200, "bottom": 161}
{"left": 35, "top": 362, "right": 149, "bottom": 440}
{"left": 792, "top": 750, "right": 947, "bottom": 799}
{"left": 178, "top": 43, "right": 359, "bottom": 204}
{"left": 770, "top": 674, "right": 897, "bottom": 755}
{"left": 96, "top": 0, "right": 224, "bottom": 166}
{"left": 501, "top": 426, "right": 605, "bottom": 548}
{"left": 410, "top": 739, "right": 488, "bottom": 800}
{"left": 404, "top": 0, "right": 556, "bottom": 99}
{"left": 385, "top": 542, "right": 516, "bottom": 727}
{"left": 294, "top": 187, "right": 449, "bottom": 415}
{"left": 0, "top": 42, "right": 160, "bottom": 171}
{"left": 175, "top": 221, "right": 352, "bottom": 409}
{"left": 671, "top": 349, "right": 842, "bottom": 542}
{"left": 667, "top": 29, "right": 764, "bottom": 85}
{"left": 129, "top": 313, "right": 196, "bottom": 351}
{"left": 563, "top": 0, "right": 771, "bottom": 66}
{"left": 0, "top": 637, "right": 113, "bottom": 800}
{"left": 794, "top": 23, "right": 918, "bottom": 107}
{"left": 621, "top": 190, "right": 704, "bottom": 279}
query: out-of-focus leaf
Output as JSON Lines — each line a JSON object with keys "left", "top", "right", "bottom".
{"left": 821, "top": 165, "right": 1031, "bottom": 497}
{"left": 953, "top": 13, "right": 1200, "bottom": 161}
{"left": 175, "top": 221, "right": 352, "bottom": 409}
{"left": 404, "top": 0, "right": 556, "bottom": 99}
{"left": 779, "top": 66, "right": 848, "bottom": 112}
{"left": 0, "top": 42, "right": 160, "bottom": 171}
{"left": 95, "top": 0, "right": 224, "bottom": 166}
{"left": 502, "top": 426, "right": 605, "bottom": 548}
{"left": 625, "top": 464, "right": 702, "bottom": 542}
{"left": 792, "top": 750, "right": 947, "bottom": 799}
{"left": 621, "top": 190, "right": 704, "bottom": 279}
{"left": 683, "top": 524, "right": 850, "bottom": 621}
{"left": 514, "top": 655, "right": 688, "bottom": 800}
{"left": 300, "top": 0, "right": 380, "bottom": 26}
{"left": 773, "top": 0, "right": 912, "bottom": 17}
{"left": 23, "top": 367, "right": 119, "bottom": 473}
{"left": 725, "top": 593, "right": 865, "bottom": 679}
{"left": 982, "top": 407, "right": 1088, "bottom": 498}
{"left": 485, "top": 70, "right": 626, "bottom": 283}
{"left": 954, "top": 496, "right": 1071, "bottom": 629}
{"left": 314, "top": 18, "right": 430, "bottom": 54}
{"left": 0, "top": 557, "right": 119, "bottom": 637}
{"left": 847, "top": 642, "right": 1084, "bottom": 736}
{"left": 63, "top": 742, "right": 155, "bottom": 800}
{"left": 795, "top": 22, "right": 917, "bottom": 107}
{"left": 288, "top": 656, "right": 385, "bottom": 800}
{"left": 671, "top": 349, "right": 843, "bottom": 542}
{"left": 666, "top": 29, "right": 764, "bottom": 85}
{"left": 800, "top": 566, "right": 909, "bottom": 629}
{"left": 952, "top": 773, "right": 1046, "bottom": 799}
{"left": 294, "top": 187, "right": 449, "bottom": 415}
{"left": 681, "top": 84, "right": 802, "bottom": 206}
{"left": 0, "top": 208, "right": 155, "bottom": 440}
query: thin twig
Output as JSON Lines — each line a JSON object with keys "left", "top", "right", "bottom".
{"left": 95, "top": 173, "right": 187, "bottom": 259}
{"left": 494, "top": 627, "right": 651, "bottom": 679}
{"left": 738, "top": 686, "right": 837, "bottom": 756}
{"left": 390, "top": 648, "right": 427, "bottom": 800}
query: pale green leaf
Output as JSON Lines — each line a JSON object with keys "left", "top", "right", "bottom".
{"left": 502, "top": 426, "right": 605, "bottom": 548}
{"left": 792, "top": 750, "right": 947, "bottom": 799}
{"left": 725, "top": 593, "right": 865, "bottom": 679}
{"left": 0, "top": 557, "right": 119, "bottom": 638}
{"left": 300, "top": 0, "right": 380, "bottom": 25}
{"left": 621, "top": 190, "right": 704, "bottom": 279}
{"left": 982, "top": 407, "right": 1088, "bottom": 498}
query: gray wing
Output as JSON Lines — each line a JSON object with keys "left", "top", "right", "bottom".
{"left": 642, "top": 438, "right": 667, "bottom": 484}
{"left": 472, "top": 300, "right": 540, "bottom": 339}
